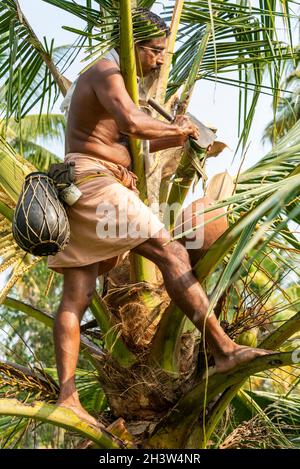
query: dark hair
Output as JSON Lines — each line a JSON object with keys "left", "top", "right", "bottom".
{"left": 135, "top": 8, "right": 170, "bottom": 38}
{"left": 111, "top": 8, "right": 170, "bottom": 43}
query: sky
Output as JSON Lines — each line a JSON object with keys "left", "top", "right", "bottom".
{"left": 17, "top": 0, "right": 283, "bottom": 189}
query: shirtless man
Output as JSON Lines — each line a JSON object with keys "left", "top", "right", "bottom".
{"left": 50, "top": 10, "right": 272, "bottom": 427}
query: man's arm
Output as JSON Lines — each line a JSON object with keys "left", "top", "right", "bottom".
{"left": 90, "top": 60, "right": 198, "bottom": 141}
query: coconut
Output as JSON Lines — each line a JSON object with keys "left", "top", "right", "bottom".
{"left": 236, "top": 328, "right": 259, "bottom": 347}
{"left": 174, "top": 196, "right": 228, "bottom": 266}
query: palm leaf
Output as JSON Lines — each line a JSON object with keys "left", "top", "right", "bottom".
{"left": 199, "top": 307, "right": 300, "bottom": 449}
{"left": 1, "top": 113, "right": 65, "bottom": 170}
{"left": 43, "top": 0, "right": 168, "bottom": 69}
{"left": 0, "top": 398, "right": 123, "bottom": 448}
{"left": 0, "top": 1, "right": 76, "bottom": 119}
{"left": 164, "top": 0, "right": 299, "bottom": 151}
{"left": 152, "top": 112, "right": 300, "bottom": 372}
{"left": 44, "top": 367, "right": 107, "bottom": 414}
{"left": 147, "top": 351, "right": 297, "bottom": 448}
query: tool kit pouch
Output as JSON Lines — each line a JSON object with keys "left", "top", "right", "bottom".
{"left": 48, "top": 161, "right": 82, "bottom": 206}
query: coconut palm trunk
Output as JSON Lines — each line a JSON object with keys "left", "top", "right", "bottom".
{"left": 0, "top": 0, "right": 300, "bottom": 449}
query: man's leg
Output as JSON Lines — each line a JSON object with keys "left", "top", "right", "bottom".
{"left": 132, "top": 229, "right": 272, "bottom": 373}
{"left": 54, "top": 263, "right": 99, "bottom": 426}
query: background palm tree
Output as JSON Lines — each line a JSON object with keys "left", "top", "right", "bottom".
{"left": 264, "top": 52, "right": 300, "bottom": 144}
{"left": 0, "top": 0, "right": 300, "bottom": 449}
{"left": 1, "top": 114, "right": 65, "bottom": 169}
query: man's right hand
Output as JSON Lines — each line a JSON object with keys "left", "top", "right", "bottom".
{"left": 173, "top": 115, "right": 200, "bottom": 141}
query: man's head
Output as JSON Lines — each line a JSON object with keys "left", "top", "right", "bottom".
{"left": 135, "top": 36, "right": 167, "bottom": 77}
{"left": 134, "top": 8, "right": 170, "bottom": 77}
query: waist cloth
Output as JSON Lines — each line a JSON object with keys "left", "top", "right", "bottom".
{"left": 47, "top": 153, "right": 164, "bottom": 276}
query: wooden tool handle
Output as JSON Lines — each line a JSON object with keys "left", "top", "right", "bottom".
{"left": 147, "top": 98, "right": 174, "bottom": 122}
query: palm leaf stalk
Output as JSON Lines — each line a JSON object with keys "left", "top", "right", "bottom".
{"left": 0, "top": 362, "right": 108, "bottom": 447}
{"left": 119, "top": 0, "right": 159, "bottom": 284}
{"left": 146, "top": 0, "right": 184, "bottom": 208}
{"left": 0, "top": 0, "right": 72, "bottom": 122}
{"left": 3, "top": 297, "right": 105, "bottom": 361}
{"left": 152, "top": 110, "right": 300, "bottom": 374}
{"left": 0, "top": 399, "right": 124, "bottom": 448}
{"left": 89, "top": 292, "right": 137, "bottom": 367}
{"left": 3, "top": 295, "right": 137, "bottom": 368}
{"left": 150, "top": 169, "right": 300, "bottom": 373}
{"left": 163, "top": 24, "right": 213, "bottom": 225}
{"left": 154, "top": 0, "right": 184, "bottom": 105}
{"left": 147, "top": 351, "right": 296, "bottom": 448}
{"left": 197, "top": 309, "right": 300, "bottom": 449}
{"left": 119, "top": 0, "right": 144, "bottom": 193}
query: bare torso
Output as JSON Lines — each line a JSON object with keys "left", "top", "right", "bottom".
{"left": 66, "top": 60, "right": 132, "bottom": 168}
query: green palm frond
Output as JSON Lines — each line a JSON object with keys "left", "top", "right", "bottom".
{"left": 247, "top": 391, "right": 300, "bottom": 423}
{"left": 221, "top": 400, "right": 300, "bottom": 448}
{"left": 238, "top": 118, "right": 300, "bottom": 189}
{"left": 163, "top": 0, "right": 299, "bottom": 151}
{"left": 217, "top": 387, "right": 300, "bottom": 449}
{"left": 154, "top": 115, "right": 300, "bottom": 372}
{"left": 0, "top": 360, "right": 59, "bottom": 448}
{"left": 0, "top": 415, "right": 31, "bottom": 449}
{"left": 264, "top": 64, "right": 300, "bottom": 143}
{"left": 218, "top": 248, "right": 299, "bottom": 347}
{"left": 43, "top": 0, "right": 168, "bottom": 68}
{"left": 137, "top": 1, "right": 157, "bottom": 8}
{"left": 0, "top": 113, "right": 65, "bottom": 170}
{"left": 0, "top": 361, "right": 59, "bottom": 402}
{"left": 167, "top": 0, "right": 298, "bottom": 79}
{"left": 45, "top": 367, "right": 107, "bottom": 414}
{"left": 0, "top": 1, "right": 78, "bottom": 119}
{"left": 200, "top": 183, "right": 300, "bottom": 322}
{"left": 6, "top": 114, "right": 65, "bottom": 143}
{"left": 12, "top": 141, "right": 61, "bottom": 171}
{"left": 0, "top": 135, "right": 34, "bottom": 202}
{"left": 232, "top": 389, "right": 300, "bottom": 442}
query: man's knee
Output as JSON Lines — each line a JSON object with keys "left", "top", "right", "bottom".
{"left": 159, "top": 240, "right": 191, "bottom": 270}
{"left": 133, "top": 229, "right": 191, "bottom": 270}
{"left": 61, "top": 283, "right": 95, "bottom": 312}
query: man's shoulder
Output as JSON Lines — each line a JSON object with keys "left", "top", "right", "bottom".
{"left": 92, "top": 58, "right": 120, "bottom": 73}
{"left": 81, "top": 60, "right": 122, "bottom": 93}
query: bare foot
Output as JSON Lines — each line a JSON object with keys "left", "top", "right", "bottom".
{"left": 214, "top": 345, "right": 275, "bottom": 374}
{"left": 56, "top": 399, "right": 100, "bottom": 428}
